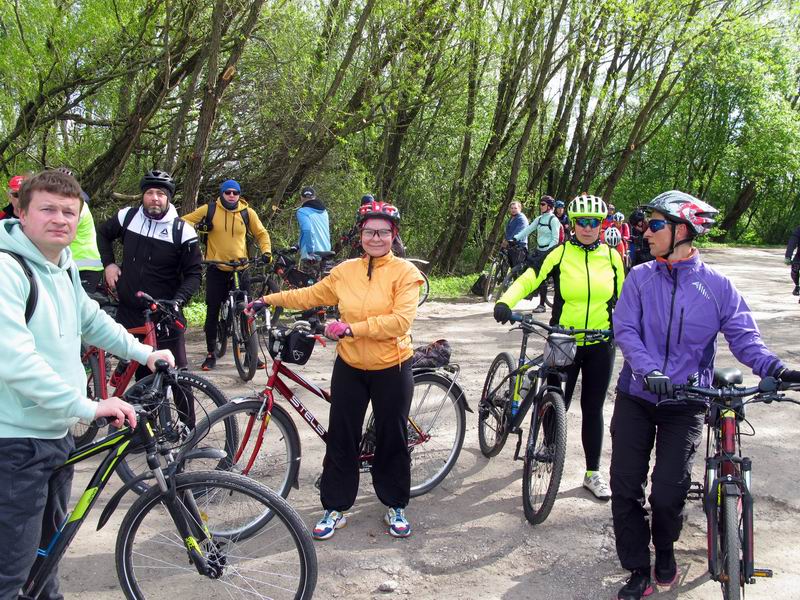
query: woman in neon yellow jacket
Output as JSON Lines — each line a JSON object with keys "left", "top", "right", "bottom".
{"left": 494, "top": 193, "right": 625, "bottom": 501}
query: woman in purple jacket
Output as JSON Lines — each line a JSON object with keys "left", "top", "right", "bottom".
{"left": 610, "top": 190, "right": 800, "bottom": 600}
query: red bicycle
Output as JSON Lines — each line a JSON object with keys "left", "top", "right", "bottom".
{"left": 182, "top": 315, "right": 470, "bottom": 499}
{"left": 74, "top": 290, "right": 229, "bottom": 493}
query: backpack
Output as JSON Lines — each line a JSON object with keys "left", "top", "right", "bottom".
{"left": 121, "top": 206, "right": 186, "bottom": 252}
{"left": 196, "top": 200, "right": 250, "bottom": 237}
{"left": 0, "top": 249, "right": 75, "bottom": 323}
{"left": 470, "top": 274, "right": 488, "bottom": 296}
{"left": 537, "top": 213, "right": 564, "bottom": 246}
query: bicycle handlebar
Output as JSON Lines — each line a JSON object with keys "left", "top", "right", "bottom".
{"left": 201, "top": 257, "right": 259, "bottom": 268}
{"left": 509, "top": 311, "right": 612, "bottom": 339}
{"left": 663, "top": 377, "right": 800, "bottom": 406}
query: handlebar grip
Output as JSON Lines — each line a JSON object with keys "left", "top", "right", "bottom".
{"left": 136, "top": 290, "right": 155, "bottom": 303}
{"left": 509, "top": 312, "right": 525, "bottom": 323}
{"left": 94, "top": 416, "right": 110, "bottom": 428}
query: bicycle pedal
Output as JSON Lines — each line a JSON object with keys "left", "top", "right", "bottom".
{"left": 752, "top": 568, "right": 773, "bottom": 578}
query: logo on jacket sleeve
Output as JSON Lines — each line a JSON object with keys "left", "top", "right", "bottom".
{"left": 691, "top": 280, "right": 710, "bottom": 299}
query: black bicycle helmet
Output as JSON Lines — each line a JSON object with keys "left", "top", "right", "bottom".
{"left": 360, "top": 194, "right": 375, "bottom": 205}
{"left": 140, "top": 170, "right": 176, "bottom": 195}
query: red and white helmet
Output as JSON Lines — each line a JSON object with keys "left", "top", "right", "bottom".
{"left": 644, "top": 190, "right": 718, "bottom": 236}
{"left": 357, "top": 200, "right": 400, "bottom": 227}
{"left": 8, "top": 175, "right": 25, "bottom": 192}
{"left": 604, "top": 226, "right": 622, "bottom": 247}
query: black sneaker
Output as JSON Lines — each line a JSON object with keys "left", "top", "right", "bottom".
{"left": 793, "top": 285, "right": 800, "bottom": 297}
{"left": 256, "top": 359, "right": 266, "bottom": 370}
{"left": 654, "top": 547, "right": 678, "bottom": 585}
{"left": 532, "top": 304, "right": 546, "bottom": 313}
{"left": 201, "top": 353, "right": 216, "bottom": 371}
{"left": 617, "top": 569, "right": 653, "bottom": 600}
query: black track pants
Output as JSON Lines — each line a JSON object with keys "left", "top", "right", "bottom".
{"left": 547, "top": 341, "right": 615, "bottom": 471}
{"left": 610, "top": 392, "right": 705, "bottom": 571}
{"left": 204, "top": 266, "right": 250, "bottom": 353}
{"left": 791, "top": 261, "right": 799, "bottom": 286}
{"left": 320, "top": 357, "right": 413, "bottom": 512}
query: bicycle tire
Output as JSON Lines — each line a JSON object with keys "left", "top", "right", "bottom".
{"left": 213, "top": 304, "right": 230, "bottom": 358}
{"left": 721, "top": 494, "right": 742, "bottom": 600}
{"left": 418, "top": 271, "right": 430, "bottom": 307}
{"left": 266, "top": 276, "right": 284, "bottom": 325}
{"left": 115, "top": 470, "right": 317, "bottom": 600}
{"left": 522, "top": 390, "right": 567, "bottom": 525}
{"left": 478, "top": 352, "right": 515, "bottom": 457}
{"left": 116, "top": 372, "right": 231, "bottom": 495}
{"left": 543, "top": 276, "right": 554, "bottom": 308}
{"left": 483, "top": 257, "right": 502, "bottom": 302}
{"left": 72, "top": 352, "right": 102, "bottom": 447}
{"left": 407, "top": 371, "right": 466, "bottom": 496}
{"left": 233, "top": 311, "right": 258, "bottom": 381}
{"left": 182, "top": 399, "right": 301, "bottom": 500}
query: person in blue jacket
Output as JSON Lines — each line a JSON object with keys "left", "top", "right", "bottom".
{"left": 296, "top": 186, "right": 331, "bottom": 259}
{"left": 610, "top": 190, "right": 800, "bottom": 600}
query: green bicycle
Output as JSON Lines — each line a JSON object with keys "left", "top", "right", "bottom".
{"left": 22, "top": 361, "right": 317, "bottom": 600}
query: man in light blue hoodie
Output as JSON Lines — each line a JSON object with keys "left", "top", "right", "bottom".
{"left": 296, "top": 186, "right": 331, "bottom": 260}
{"left": 0, "top": 170, "right": 174, "bottom": 599}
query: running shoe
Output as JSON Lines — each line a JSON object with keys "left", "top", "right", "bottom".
{"left": 201, "top": 353, "right": 216, "bottom": 371}
{"left": 312, "top": 510, "right": 346, "bottom": 540}
{"left": 384, "top": 507, "right": 412, "bottom": 538}
{"left": 583, "top": 472, "right": 611, "bottom": 500}
{"left": 654, "top": 547, "right": 678, "bottom": 585}
{"left": 617, "top": 569, "right": 654, "bottom": 599}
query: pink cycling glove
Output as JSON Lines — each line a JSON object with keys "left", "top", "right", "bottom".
{"left": 324, "top": 321, "right": 351, "bottom": 340}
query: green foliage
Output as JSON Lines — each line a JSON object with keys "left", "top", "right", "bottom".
{"left": 429, "top": 273, "right": 480, "bottom": 298}
{"left": 182, "top": 301, "right": 207, "bottom": 328}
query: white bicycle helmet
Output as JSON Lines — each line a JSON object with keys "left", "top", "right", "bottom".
{"left": 568, "top": 194, "right": 607, "bottom": 221}
{"left": 613, "top": 212, "right": 625, "bottom": 223}
{"left": 644, "top": 190, "right": 717, "bottom": 236}
{"left": 604, "top": 227, "right": 622, "bottom": 247}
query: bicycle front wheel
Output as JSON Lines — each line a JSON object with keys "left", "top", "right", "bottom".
{"left": 478, "top": 352, "right": 515, "bottom": 457}
{"left": 214, "top": 305, "right": 230, "bottom": 359}
{"left": 418, "top": 271, "right": 430, "bottom": 306}
{"left": 116, "top": 372, "right": 231, "bottom": 495}
{"left": 721, "top": 494, "right": 742, "bottom": 600}
{"left": 407, "top": 371, "right": 466, "bottom": 496}
{"left": 233, "top": 311, "right": 259, "bottom": 382}
{"left": 522, "top": 390, "right": 567, "bottom": 525}
{"left": 483, "top": 257, "right": 503, "bottom": 302}
{"left": 116, "top": 471, "right": 317, "bottom": 600}
{"left": 182, "top": 399, "right": 301, "bottom": 500}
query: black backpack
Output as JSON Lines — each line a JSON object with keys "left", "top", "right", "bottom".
{"left": 0, "top": 250, "right": 75, "bottom": 323}
{"left": 470, "top": 274, "right": 488, "bottom": 296}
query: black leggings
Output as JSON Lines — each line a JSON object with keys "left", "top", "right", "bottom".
{"left": 204, "top": 265, "right": 250, "bottom": 353}
{"left": 320, "top": 357, "right": 414, "bottom": 512}
{"left": 547, "top": 341, "right": 615, "bottom": 471}
{"left": 791, "top": 261, "right": 799, "bottom": 286}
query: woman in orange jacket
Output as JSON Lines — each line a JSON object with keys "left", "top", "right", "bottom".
{"left": 251, "top": 200, "right": 424, "bottom": 540}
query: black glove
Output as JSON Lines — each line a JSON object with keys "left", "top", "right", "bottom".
{"left": 493, "top": 302, "right": 512, "bottom": 324}
{"left": 645, "top": 370, "right": 673, "bottom": 396}
{"left": 778, "top": 368, "right": 800, "bottom": 383}
{"left": 259, "top": 253, "right": 273, "bottom": 265}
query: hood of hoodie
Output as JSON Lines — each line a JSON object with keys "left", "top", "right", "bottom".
{"left": 0, "top": 217, "right": 75, "bottom": 277}
{"left": 300, "top": 198, "right": 326, "bottom": 212}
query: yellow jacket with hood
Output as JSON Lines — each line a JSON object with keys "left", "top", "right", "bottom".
{"left": 182, "top": 197, "right": 271, "bottom": 270}
{"left": 262, "top": 252, "right": 424, "bottom": 370}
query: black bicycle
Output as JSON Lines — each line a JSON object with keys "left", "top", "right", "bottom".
{"left": 478, "top": 312, "right": 610, "bottom": 524}
{"left": 204, "top": 258, "right": 264, "bottom": 381}
{"left": 264, "top": 247, "right": 339, "bottom": 325}
{"left": 663, "top": 371, "right": 800, "bottom": 600}
{"left": 24, "top": 361, "right": 317, "bottom": 600}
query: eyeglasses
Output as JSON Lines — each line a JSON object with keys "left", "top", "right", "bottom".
{"left": 361, "top": 228, "right": 393, "bottom": 239}
{"left": 223, "top": 190, "right": 240, "bottom": 196}
{"left": 647, "top": 219, "right": 668, "bottom": 233}
{"left": 574, "top": 217, "right": 601, "bottom": 228}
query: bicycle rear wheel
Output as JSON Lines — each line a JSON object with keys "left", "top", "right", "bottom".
{"left": 72, "top": 352, "right": 103, "bottom": 446}
{"left": 483, "top": 257, "right": 504, "bottom": 302}
{"left": 266, "top": 276, "right": 285, "bottom": 325}
{"left": 721, "top": 494, "right": 742, "bottom": 600}
{"left": 115, "top": 471, "right": 317, "bottom": 600}
{"left": 407, "top": 371, "right": 466, "bottom": 496}
{"left": 116, "top": 372, "right": 231, "bottom": 495}
{"left": 522, "top": 390, "right": 567, "bottom": 525}
{"left": 182, "top": 399, "right": 301, "bottom": 500}
{"left": 233, "top": 311, "right": 259, "bottom": 381}
{"left": 418, "top": 271, "right": 430, "bottom": 306}
{"left": 478, "top": 352, "right": 514, "bottom": 457}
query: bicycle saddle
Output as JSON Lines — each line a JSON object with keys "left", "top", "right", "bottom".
{"left": 713, "top": 367, "right": 743, "bottom": 386}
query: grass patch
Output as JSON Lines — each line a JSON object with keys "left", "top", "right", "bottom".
{"left": 429, "top": 273, "right": 480, "bottom": 299}
{"left": 183, "top": 301, "right": 207, "bottom": 327}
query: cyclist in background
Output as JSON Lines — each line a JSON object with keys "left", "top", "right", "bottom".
{"left": 97, "top": 170, "right": 202, "bottom": 371}
{"left": 0, "top": 170, "right": 173, "bottom": 600}
{"left": 494, "top": 193, "right": 624, "bottom": 500}
{"left": 182, "top": 179, "right": 272, "bottom": 371}
{"left": 0, "top": 175, "right": 25, "bottom": 220}
{"left": 513, "top": 195, "right": 562, "bottom": 313}
{"left": 296, "top": 186, "right": 331, "bottom": 260}
{"left": 554, "top": 200, "right": 570, "bottom": 240}
{"left": 603, "top": 213, "right": 628, "bottom": 267}
{"left": 336, "top": 194, "right": 406, "bottom": 258}
{"left": 610, "top": 190, "right": 800, "bottom": 600}
{"left": 250, "top": 200, "right": 424, "bottom": 540}
{"left": 628, "top": 209, "right": 653, "bottom": 266}
{"left": 502, "top": 200, "right": 529, "bottom": 251}
{"left": 785, "top": 223, "right": 800, "bottom": 299}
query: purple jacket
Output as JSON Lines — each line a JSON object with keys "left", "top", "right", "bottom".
{"left": 614, "top": 251, "right": 783, "bottom": 404}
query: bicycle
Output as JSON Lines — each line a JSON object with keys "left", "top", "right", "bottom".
{"left": 74, "top": 292, "right": 228, "bottom": 461}
{"left": 23, "top": 361, "right": 317, "bottom": 600}
{"left": 663, "top": 371, "right": 800, "bottom": 600}
{"left": 181, "top": 315, "right": 471, "bottom": 500}
{"left": 265, "top": 247, "right": 339, "bottom": 325}
{"left": 407, "top": 258, "right": 431, "bottom": 306}
{"left": 478, "top": 311, "right": 610, "bottom": 524}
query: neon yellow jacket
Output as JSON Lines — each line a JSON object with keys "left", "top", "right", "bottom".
{"left": 499, "top": 241, "right": 625, "bottom": 344}
{"left": 70, "top": 203, "right": 103, "bottom": 271}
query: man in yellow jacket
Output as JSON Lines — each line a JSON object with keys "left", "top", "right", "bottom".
{"left": 182, "top": 179, "right": 272, "bottom": 370}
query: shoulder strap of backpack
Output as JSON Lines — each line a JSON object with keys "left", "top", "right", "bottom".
{"left": 0, "top": 249, "right": 37, "bottom": 323}
{"left": 172, "top": 218, "right": 186, "bottom": 252}
{"left": 206, "top": 199, "right": 216, "bottom": 225}
{"left": 121, "top": 206, "right": 137, "bottom": 232}
{"left": 241, "top": 207, "right": 250, "bottom": 233}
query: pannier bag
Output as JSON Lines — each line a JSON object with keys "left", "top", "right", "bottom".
{"left": 268, "top": 327, "right": 316, "bottom": 365}
{"left": 411, "top": 339, "right": 451, "bottom": 368}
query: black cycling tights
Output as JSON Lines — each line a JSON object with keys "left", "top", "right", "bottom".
{"left": 547, "top": 341, "right": 615, "bottom": 471}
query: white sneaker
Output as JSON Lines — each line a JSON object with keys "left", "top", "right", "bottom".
{"left": 583, "top": 472, "right": 611, "bottom": 501}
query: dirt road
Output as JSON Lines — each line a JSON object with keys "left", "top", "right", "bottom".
{"left": 61, "top": 247, "right": 800, "bottom": 599}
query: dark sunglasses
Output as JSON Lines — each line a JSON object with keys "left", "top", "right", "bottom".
{"left": 574, "top": 217, "right": 601, "bottom": 228}
{"left": 9, "top": 192, "right": 19, "bottom": 198}
{"left": 223, "top": 190, "right": 240, "bottom": 196}
{"left": 647, "top": 219, "right": 668, "bottom": 233}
